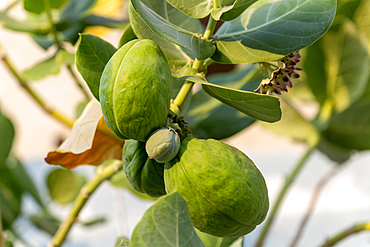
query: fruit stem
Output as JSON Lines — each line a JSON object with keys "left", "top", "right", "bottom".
{"left": 320, "top": 221, "right": 370, "bottom": 247}
{"left": 50, "top": 160, "right": 123, "bottom": 247}
{"left": 254, "top": 144, "right": 317, "bottom": 247}
{"left": 172, "top": 16, "right": 217, "bottom": 114}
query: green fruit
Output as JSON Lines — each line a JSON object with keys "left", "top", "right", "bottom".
{"left": 122, "top": 139, "right": 166, "bottom": 197}
{"left": 164, "top": 137, "right": 269, "bottom": 237}
{"left": 146, "top": 127, "right": 181, "bottom": 163}
{"left": 100, "top": 39, "right": 172, "bottom": 142}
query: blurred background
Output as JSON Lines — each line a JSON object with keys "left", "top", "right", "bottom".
{"left": 1, "top": 0, "right": 370, "bottom": 246}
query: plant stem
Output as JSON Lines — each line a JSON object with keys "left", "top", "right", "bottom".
{"left": 289, "top": 164, "right": 342, "bottom": 247}
{"left": 66, "top": 65, "right": 91, "bottom": 100}
{"left": 44, "top": 0, "right": 61, "bottom": 46}
{"left": 172, "top": 16, "right": 217, "bottom": 113}
{"left": 50, "top": 160, "right": 123, "bottom": 247}
{"left": 4, "top": 0, "right": 19, "bottom": 12}
{"left": 1, "top": 52, "right": 75, "bottom": 128}
{"left": 320, "top": 221, "right": 370, "bottom": 247}
{"left": 254, "top": 145, "right": 317, "bottom": 247}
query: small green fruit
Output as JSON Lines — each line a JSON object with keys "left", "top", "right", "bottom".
{"left": 99, "top": 39, "right": 172, "bottom": 142}
{"left": 146, "top": 127, "right": 181, "bottom": 163}
{"left": 164, "top": 137, "right": 269, "bottom": 237}
{"left": 122, "top": 139, "right": 166, "bottom": 197}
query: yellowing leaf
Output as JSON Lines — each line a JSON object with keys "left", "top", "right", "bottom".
{"left": 45, "top": 100, "right": 123, "bottom": 169}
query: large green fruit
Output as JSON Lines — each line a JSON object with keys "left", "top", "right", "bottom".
{"left": 100, "top": 39, "right": 172, "bottom": 142}
{"left": 123, "top": 139, "right": 166, "bottom": 197}
{"left": 164, "top": 137, "right": 269, "bottom": 237}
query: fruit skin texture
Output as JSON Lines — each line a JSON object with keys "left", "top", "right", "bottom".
{"left": 123, "top": 139, "right": 166, "bottom": 197}
{"left": 99, "top": 39, "right": 172, "bottom": 142}
{"left": 164, "top": 137, "right": 269, "bottom": 237}
{"left": 145, "top": 127, "right": 181, "bottom": 163}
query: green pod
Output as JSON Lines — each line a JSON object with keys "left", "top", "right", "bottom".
{"left": 164, "top": 137, "right": 269, "bottom": 237}
{"left": 122, "top": 139, "right": 166, "bottom": 197}
{"left": 100, "top": 39, "right": 172, "bottom": 142}
{"left": 145, "top": 127, "right": 181, "bottom": 163}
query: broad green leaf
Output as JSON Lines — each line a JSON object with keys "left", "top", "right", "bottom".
{"left": 0, "top": 110, "right": 14, "bottom": 163}
{"left": 24, "top": 0, "right": 66, "bottom": 14}
{"left": 323, "top": 98, "right": 370, "bottom": 151}
{"left": 22, "top": 49, "right": 74, "bottom": 81}
{"left": 212, "top": 0, "right": 336, "bottom": 63}
{"left": 185, "top": 65, "right": 260, "bottom": 139}
{"left": 317, "top": 136, "right": 352, "bottom": 163}
{"left": 219, "top": 0, "right": 259, "bottom": 21}
{"left": 81, "top": 15, "right": 128, "bottom": 29}
{"left": 47, "top": 168, "right": 86, "bottom": 204}
{"left": 129, "top": 0, "right": 203, "bottom": 77}
{"left": 5, "top": 156, "right": 43, "bottom": 207}
{"left": 130, "top": 0, "right": 215, "bottom": 60}
{"left": 165, "top": 0, "right": 213, "bottom": 18}
{"left": 184, "top": 75, "right": 281, "bottom": 122}
{"left": 30, "top": 213, "right": 60, "bottom": 235}
{"left": 336, "top": 0, "right": 362, "bottom": 20}
{"left": 196, "top": 229, "right": 240, "bottom": 247}
{"left": 0, "top": 182, "right": 22, "bottom": 229}
{"left": 118, "top": 24, "right": 138, "bottom": 48}
{"left": 303, "top": 39, "right": 327, "bottom": 105}
{"left": 76, "top": 34, "right": 117, "bottom": 101}
{"left": 130, "top": 192, "right": 205, "bottom": 247}
{"left": 353, "top": 0, "right": 370, "bottom": 49}
{"left": 0, "top": 12, "right": 49, "bottom": 34}
{"left": 260, "top": 100, "right": 319, "bottom": 146}
{"left": 59, "top": 0, "right": 97, "bottom": 25}
{"left": 322, "top": 20, "right": 369, "bottom": 113}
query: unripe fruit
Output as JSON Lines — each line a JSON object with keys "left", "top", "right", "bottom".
{"left": 99, "top": 39, "right": 172, "bottom": 142}
{"left": 164, "top": 137, "right": 269, "bottom": 237}
{"left": 146, "top": 127, "right": 181, "bottom": 163}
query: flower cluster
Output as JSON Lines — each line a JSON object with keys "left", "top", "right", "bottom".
{"left": 255, "top": 51, "right": 302, "bottom": 95}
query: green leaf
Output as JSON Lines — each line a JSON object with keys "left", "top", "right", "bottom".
{"left": 183, "top": 75, "right": 281, "bottom": 122}
{"left": 321, "top": 20, "right": 369, "bottom": 112}
{"left": 303, "top": 39, "right": 327, "bottom": 105}
{"left": 118, "top": 24, "right": 138, "bottom": 48}
{"left": 24, "top": 0, "right": 66, "bottom": 14}
{"left": 129, "top": 0, "right": 203, "bottom": 77}
{"left": 30, "top": 213, "right": 60, "bottom": 235}
{"left": 165, "top": 0, "right": 213, "bottom": 18}
{"left": 196, "top": 229, "right": 240, "bottom": 247}
{"left": 0, "top": 111, "right": 14, "bottom": 163}
{"left": 185, "top": 66, "right": 260, "bottom": 139}
{"left": 317, "top": 136, "right": 352, "bottom": 163}
{"left": 0, "top": 182, "right": 21, "bottom": 229}
{"left": 212, "top": 0, "right": 337, "bottom": 63}
{"left": 81, "top": 15, "right": 128, "bottom": 29}
{"left": 5, "top": 156, "right": 44, "bottom": 207}
{"left": 59, "top": 0, "right": 97, "bottom": 25}
{"left": 76, "top": 34, "right": 117, "bottom": 101}
{"left": 353, "top": 0, "right": 370, "bottom": 48}
{"left": 219, "top": 0, "right": 259, "bottom": 21}
{"left": 130, "top": 192, "right": 205, "bottom": 247}
{"left": 260, "top": 101, "right": 319, "bottom": 146}
{"left": 22, "top": 49, "right": 74, "bottom": 81}
{"left": 47, "top": 168, "right": 85, "bottom": 204}
{"left": 130, "top": 0, "right": 215, "bottom": 60}
{"left": 323, "top": 98, "right": 370, "bottom": 151}
{"left": 0, "top": 11, "right": 49, "bottom": 34}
